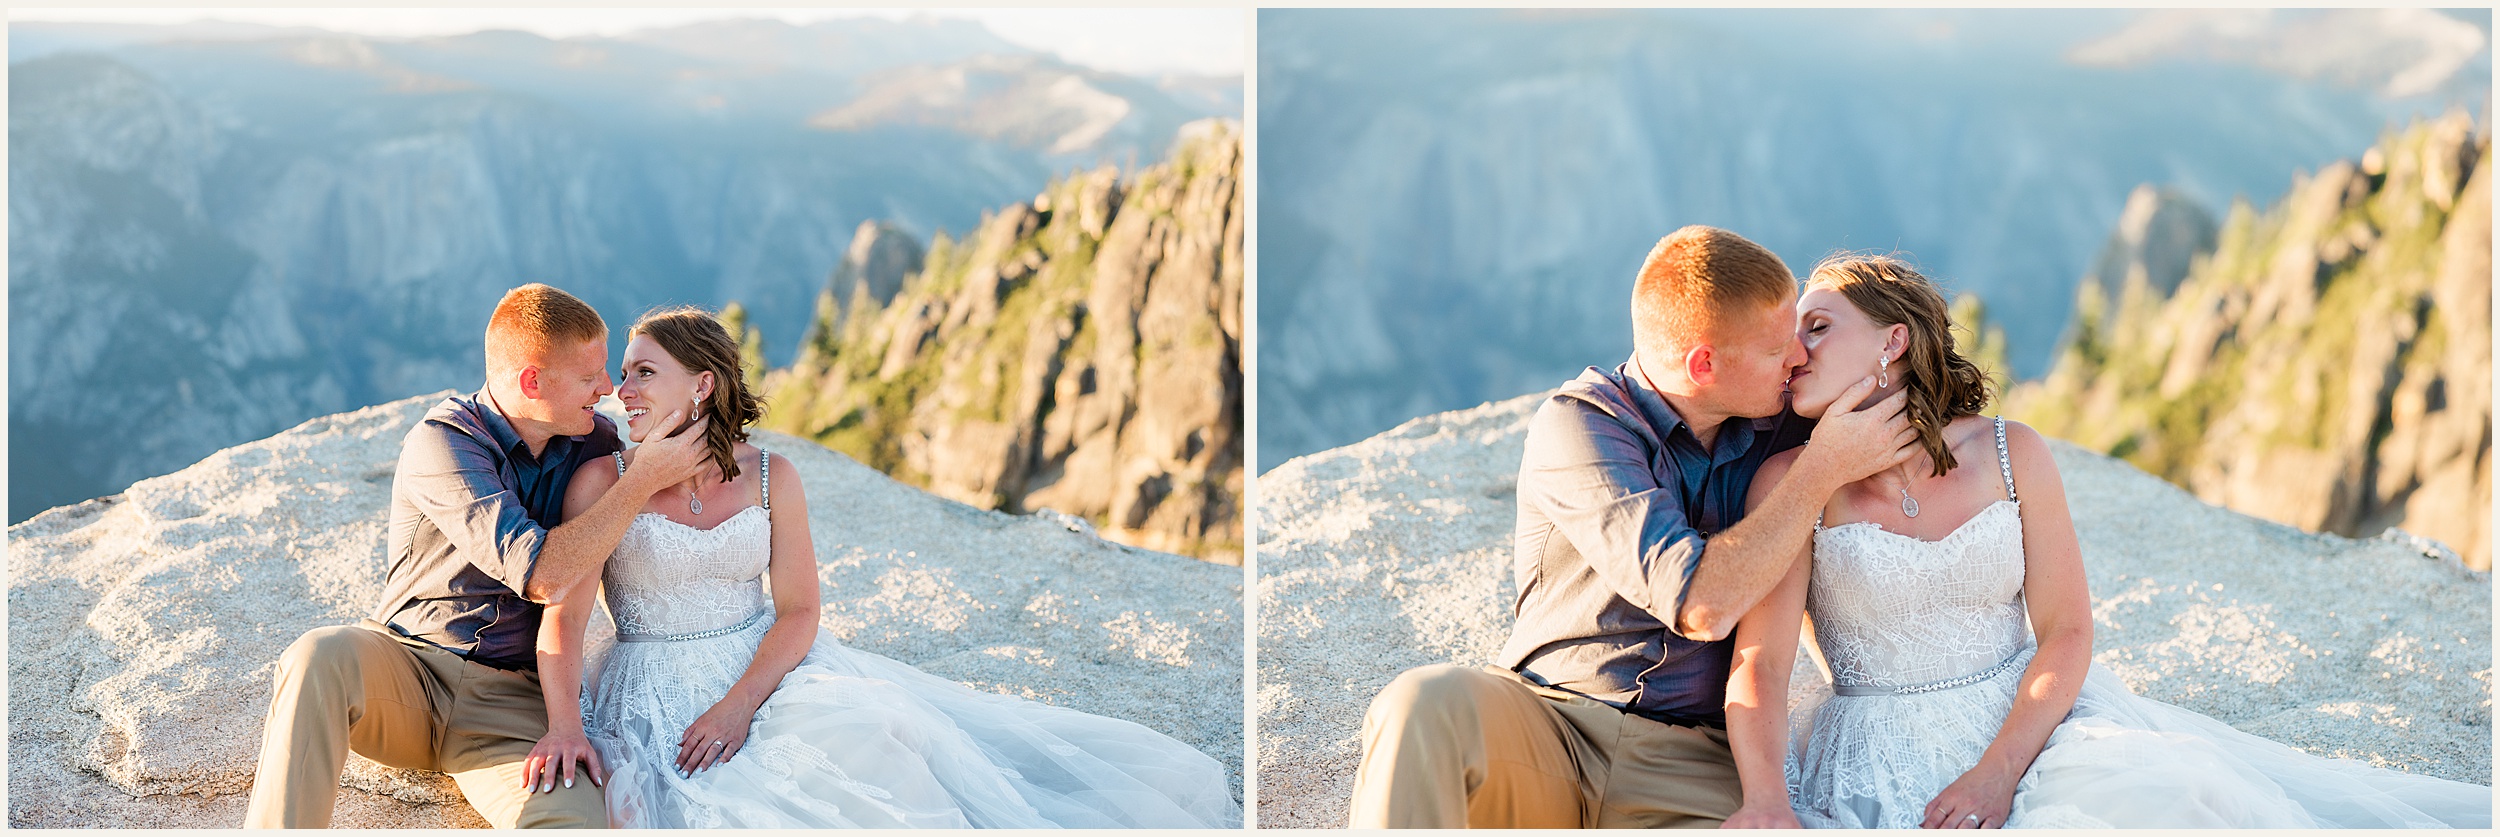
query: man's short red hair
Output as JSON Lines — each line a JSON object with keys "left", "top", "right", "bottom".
{"left": 485, "top": 283, "right": 606, "bottom": 371}
{"left": 1630, "top": 226, "right": 1795, "bottom": 353}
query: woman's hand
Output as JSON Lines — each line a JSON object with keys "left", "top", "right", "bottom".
{"left": 1921, "top": 761, "right": 2016, "bottom": 828}
{"left": 1721, "top": 803, "right": 1803, "bottom": 829}
{"left": 674, "top": 698, "right": 756, "bottom": 777}
{"left": 522, "top": 728, "right": 605, "bottom": 793}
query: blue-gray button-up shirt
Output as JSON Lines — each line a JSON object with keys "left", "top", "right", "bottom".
{"left": 373, "top": 390, "right": 622, "bottom": 671}
{"left": 1495, "top": 355, "right": 1811, "bottom": 727}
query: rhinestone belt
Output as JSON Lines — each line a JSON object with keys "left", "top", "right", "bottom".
{"left": 1830, "top": 650, "right": 2028, "bottom": 697}
{"left": 615, "top": 609, "right": 768, "bottom": 643}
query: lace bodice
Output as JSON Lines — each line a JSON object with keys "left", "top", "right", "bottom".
{"left": 1805, "top": 419, "right": 2028, "bottom": 691}
{"left": 1808, "top": 500, "right": 2028, "bottom": 690}
{"left": 1786, "top": 419, "right": 2492, "bottom": 830}
{"left": 602, "top": 451, "right": 772, "bottom": 637}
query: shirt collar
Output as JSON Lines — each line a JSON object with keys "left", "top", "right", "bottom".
{"left": 471, "top": 387, "right": 538, "bottom": 464}
{"left": 1624, "top": 354, "right": 1756, "bottom": 465}
{"left": 1623, "top": 353, "right": 1686, "bottom": 440}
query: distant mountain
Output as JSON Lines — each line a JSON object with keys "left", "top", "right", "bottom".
{"left": 6, "top": 19, "right": 332, "bottom": 60}
{"left": 2069, "top": 8, "right": 2491, "bottom": 100}
{"left": 812, "top": 54, "right": 1219, "bottom": 157}
{"left": 616, "top": 16, "right": 1029, "bottom": 80}
{"left": 7, "top": 19, "right": 1240, "bottom": 522}
{"left": 766, "top": 122, "right": 1243, "bottom": 563}
{"left": 2006, "top": 114, "right": 2491, "bottom": 570}
{"left": 1255, "top": 8, "right": 2489, "bottom": 472}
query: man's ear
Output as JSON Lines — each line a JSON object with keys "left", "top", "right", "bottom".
{"left": 1683, "top": 343, "right": 1717, "bottom": 387}
{"left": 517, "top": 365, "right": 543, "bottom": 400}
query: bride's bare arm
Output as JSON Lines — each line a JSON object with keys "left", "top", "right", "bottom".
{"left": 676, "top": 451, "right": 821, "bottom": 776}
{"left": 522, "top": 459, "right": 624, "bottom": 793}
{"left": 527, "top": 573, "right": 607, "bottom": 792}
{"left": 1724, "top": 556, "right": 1809, "bottom": 828}
{"left": 1721, "top": 448, "right": 1812, "bottom": 828}
{"left": 1922, "top": 421, "right": 2091, "bottom": 829}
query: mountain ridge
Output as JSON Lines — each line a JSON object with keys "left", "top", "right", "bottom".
{"left": 2005, "top": 112, "right": 2491, "bottom": 570}
{"left": 7, "top": 24, "right": 1237, "bottom": 523}
{"left": 766, "top": 121, "right": 1243, "bottom": 563}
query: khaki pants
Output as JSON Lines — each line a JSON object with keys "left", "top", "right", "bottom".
{"left": 1349, "top": 664, "right": 1743, "bottom": 828}
{"left": 242, "top": 620, "right": 605, "bottom": 828}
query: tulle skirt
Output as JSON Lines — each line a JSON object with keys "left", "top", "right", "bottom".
{"left": 1786, "top": 648, "right": 2490, "bottom": 828}
{"left": 584, "top": 617, "right": 1240, "bottom": 828}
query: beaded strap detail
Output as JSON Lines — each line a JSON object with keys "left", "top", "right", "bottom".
{"left": 1994, "top": 417, "right": 2018, "bottom": 502}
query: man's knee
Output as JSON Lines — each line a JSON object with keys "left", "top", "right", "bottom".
{"left": 1368, "top": 664, "right": 1497, "bottom": 735}
{"left": 271, "top": 624, "right": 381, "bottom": 698}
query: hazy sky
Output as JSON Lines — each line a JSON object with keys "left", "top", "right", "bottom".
{"left": 7, "top": 7, "right": 1248, "bottom": 76}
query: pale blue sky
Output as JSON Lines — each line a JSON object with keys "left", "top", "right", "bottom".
{"left": 8, "top": 7, "right": 1248, "bottom": 76}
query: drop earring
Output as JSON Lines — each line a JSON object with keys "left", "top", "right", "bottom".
{"left": 1879, "top": 355, "right": 1890, "bottom": 388}
{"left": 686, "top": 394, "right": 706, "bottom": 516}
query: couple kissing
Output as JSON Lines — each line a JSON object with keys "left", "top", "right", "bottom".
{"left": 1348, "top": 226, "right": 2488, "bottom": 829}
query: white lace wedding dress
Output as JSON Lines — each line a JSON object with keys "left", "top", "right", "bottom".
{"left": 581, "top": 451, "right": 1240, "bottom": 828}
{"left": 1784, "top": 419, "right": 2490, "bottom": 828}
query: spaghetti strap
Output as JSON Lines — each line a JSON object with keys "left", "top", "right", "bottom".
{"left": 1993, "top": 417, "right": 2018, "bottom": 502}
{"left": 759, "top": 448, "right": 771, "bottom": 513}
{"left": 614, "top": 452, "right": 626, "bottom": 477}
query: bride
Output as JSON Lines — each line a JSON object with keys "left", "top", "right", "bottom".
{"left": 518, "top": 306, "right": 1240, "bottom": 828}
{"left": 1719, "top": 255, "right": 2489, "bottom": 829}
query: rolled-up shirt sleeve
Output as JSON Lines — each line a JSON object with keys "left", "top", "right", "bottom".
{"left": 1520, "top": 397, "right": 1708, "bottom": 634}
{"left": 395, "top": 421, "right": 546, "bottom": 595}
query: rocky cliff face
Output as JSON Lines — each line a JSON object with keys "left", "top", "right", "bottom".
{"left": 2007, "top": 113, "right": 2491, "bottom": 570}
{"left": 6, "top": 20, "right": 1238, "bottom": 523}
{"left": 1256, "top": 393, "right": 2491, "bottom": 827}
{"left": 767, "top": 121, "right": 1243, "bottom": 563}
{"left": 2085, "top": 184, "right": 2220, "bottom": 302}
{"left": 7, "top": 394, "right": 1243, "bottom": 827}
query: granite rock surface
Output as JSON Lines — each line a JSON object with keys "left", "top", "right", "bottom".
{"left": 1255, "top": 392, "right": 2491, "bottom": 828}
{"left": 9, "top": 393, "right": 1243, "bottom": 827}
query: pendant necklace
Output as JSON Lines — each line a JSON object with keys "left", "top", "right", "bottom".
{"left": 1896, "top": 464, "right": 1920, "bottom": 518}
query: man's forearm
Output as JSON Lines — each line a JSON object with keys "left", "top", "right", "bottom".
{"left": 525, "top": 472, "right": 659, "bottom": 604}
{"left": 1677, "top": 455, "right": 1842, "bottom": 640}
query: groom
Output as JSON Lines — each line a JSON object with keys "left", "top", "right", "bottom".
{"left": 243, "top": 284, "right": 714, "bottom": 828}
{"left": 1348, "top": 226, "right": 1915, "bottom": 827}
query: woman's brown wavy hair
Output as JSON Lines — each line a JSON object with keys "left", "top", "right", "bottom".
{"left": 1807, "top": 254, "right": 1992, "bottom": 477}
{"left": 630, "top": 306, "right": 764, "bottom": 482}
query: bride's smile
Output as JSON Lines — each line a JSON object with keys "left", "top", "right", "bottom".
{"left": 616, "top": 334, "right": 714, "bottom": 445}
